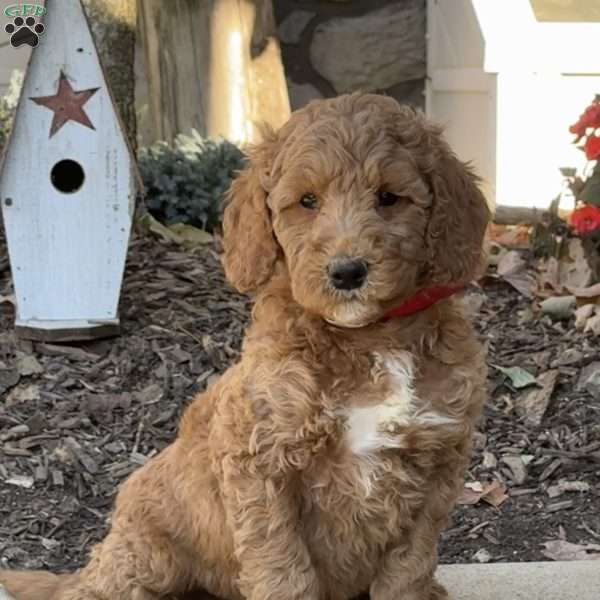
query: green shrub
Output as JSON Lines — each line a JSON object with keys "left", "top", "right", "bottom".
{"left": 138, "top": 130, "right": 245, "bottom": 232}
{"left": 0, "top": 70, "right": 24, "bottom": 158}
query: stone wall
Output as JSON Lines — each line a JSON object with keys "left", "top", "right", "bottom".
{"left": 274, "top": 0, "right": 426, "bottom": 111}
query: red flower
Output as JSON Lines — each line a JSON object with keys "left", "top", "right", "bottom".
{"left": 584, "top": 135, "right": 600, "bottom": 160}
{"left": 570, "top": 205, "right": 600, "bottom": 235}
{"left": 570, "top": 103, "right": 600, "bottom": 139}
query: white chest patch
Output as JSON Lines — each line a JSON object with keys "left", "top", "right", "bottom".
{"left": 345, "top": 352, "right": 457, "bottom": 457}
{"left": 345, "top": 352, "right": 416, "bottom": 455}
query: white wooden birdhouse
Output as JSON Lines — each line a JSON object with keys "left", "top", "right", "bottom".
{"left": 0, "top": 0, "right": 139, "bottom": 341}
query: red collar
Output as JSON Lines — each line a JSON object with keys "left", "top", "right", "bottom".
{"left": 381, "top": 285, "right": 464, "bottom": 321}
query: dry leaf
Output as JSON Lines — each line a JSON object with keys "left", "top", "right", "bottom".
{"left": 167, "top": 223, "right": 213, "bottom": 248}
{"left": 517, "top": 369, "right": 559, "bottom": 426}
{"left": 133, "top": 383, "right": 163, "bottom": 405}
{"left": 542, "top": 539, "right": 600, "bottom": 561}
{"left": 6, "top": 384, "right": 41, "bottom": 405}
{"left": 481, "top": 481, "right": 509, "bottom": 507}
{"left": 496, "top": 251, "right": 534, "bottom": 297}
{"left": 568, "top": 282, "right": 600, "bottom": 300}
{"left": 537, "top": 257, "right": 564, "bottom": 295}
{"left": 584, "top": 313, "right": 600, "bottom": 335}
{"left": 488, "top": 224, "right": 530, "bottom": 248}
{"left": 536, "top": 238, "right": 594, "bottom": 296}
{"left": 137, "top": 213, "right": 213, "bottom": 249}
{"left": 458, "top": 480, "right": 508, "bottom": 507}
{"left": 493, "top": 365, "right": 537, "bottom": 389}
{"left": 564, "top": 238, "right": 594, "bottom": 289}
{"left": 458, "top": 481, "right": 485, "bottom": 505}
{"left": 16, "top": 352, "right": 44, "bottom": 376}
{"left": 575, "top": 304, "right": 596, "bottom": 330}
{"left": 461, "top": 291, "right": 486, "bottom": 315}
{"left": 550, "top": 348, "right": 583, "bottom": 368}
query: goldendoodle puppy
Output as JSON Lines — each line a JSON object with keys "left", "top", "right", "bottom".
{"left": 1, "top": 93, "right": 490, "bottom": 600}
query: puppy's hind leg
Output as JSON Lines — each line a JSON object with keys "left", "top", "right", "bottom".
{"left": 56, "top": 528, "right": 191, "bottom": 600}
{"left": 0, "top": 571, "right": 77, "bottom": 600}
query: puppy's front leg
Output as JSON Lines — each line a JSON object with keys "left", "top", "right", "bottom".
{"left": 222, "top": 457, "right": 321, "bottom": 600}
{"left": 369, "top": 513, "right": 448, "bottom": 600}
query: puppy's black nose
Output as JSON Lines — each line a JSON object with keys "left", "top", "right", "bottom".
{"left": 327, "top": 258, "right": 368, "bottom": 290}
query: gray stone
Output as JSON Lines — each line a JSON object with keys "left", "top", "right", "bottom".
{"left": 540, "top": 295, "right": 576, "bottom": 320}
{"left": 473, "top": 548, "right": 492, "bottom": 563}
{"left": 287, "top": 80, "right": 323, "bottom": 111}
{"left": 309, "top": 1, "right": 426, "bottom": 94}
{"left": 438, "top": 561, "right": 600, "bottom": 600}
{"left": 278, "top": 10, "right": 315, "bottom": 45}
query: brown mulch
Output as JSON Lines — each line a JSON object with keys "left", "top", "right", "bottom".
{"left": 1, "top": 230, "right": 600, "bottom": 573}
{"left": 0, "top": 230, "right": 250, "bottom": 572}
{"left": 440, "top": 278, "right": 600, "bottom": 564}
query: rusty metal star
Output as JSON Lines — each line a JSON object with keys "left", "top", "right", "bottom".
{"left": 30, "top": 71, "right": 100, "bottom": 137}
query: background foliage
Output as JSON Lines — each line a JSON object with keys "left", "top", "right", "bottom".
{"left": 138, "top": 130, "right": 245, "bottom": 232}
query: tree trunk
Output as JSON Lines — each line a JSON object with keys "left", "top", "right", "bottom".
{"left": 138, "top": 0, "right": 290, "bottom": 145}
{"left": 82, "top": 0, "right": 137, "bottom": 151}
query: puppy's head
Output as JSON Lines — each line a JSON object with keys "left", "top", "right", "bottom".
{"left": 222, "top": 94, "right": 490, "bottom": 328}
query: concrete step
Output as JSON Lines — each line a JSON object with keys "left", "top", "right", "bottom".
{"left": 2, "top": 563, "right": 599, "bottom": 600}
{"left": 438, "top": 561, "right": 600, "bottom": 600}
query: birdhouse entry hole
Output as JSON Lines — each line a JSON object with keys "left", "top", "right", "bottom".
{"left": 51, "top": 159, "right": 85, "bottom": 194}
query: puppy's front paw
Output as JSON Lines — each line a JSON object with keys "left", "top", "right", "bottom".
{"left": 430, "top": 580, "right": 449, "bottom": 600}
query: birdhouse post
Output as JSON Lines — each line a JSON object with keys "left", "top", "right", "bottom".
{"left": 0, "top": 0, "right": 139, "bottom": 341}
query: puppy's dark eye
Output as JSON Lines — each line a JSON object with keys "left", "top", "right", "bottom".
{"left": 377, "top": 191, "right": 401, "bottom": 207}
{"left": 300, "top": 194, "right": 318, "bottom": 210}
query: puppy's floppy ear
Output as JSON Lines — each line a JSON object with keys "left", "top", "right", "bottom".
{"left": 425, "top": 137, "right": 490, "bottom": 285}
{"left": 396, "top": 109, "right": 490, "bottom": 285}
{"left": 221, "top": 135, "right": 281, "bottom": 294}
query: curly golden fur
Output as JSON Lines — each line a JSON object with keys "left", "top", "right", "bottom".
{"left": 1, "top": 93, "right": 490, "bottom": 600}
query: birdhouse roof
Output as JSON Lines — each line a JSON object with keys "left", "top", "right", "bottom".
{"left": 0, "top": 0, "right": 142, "bottom": 193}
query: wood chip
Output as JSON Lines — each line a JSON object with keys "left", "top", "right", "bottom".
{"left": 6, "top": 475, "right": 35, "bottom": 489}
{"left": 546, "top": 500, "right": 575, "bottom": 512}
{"left": 51, "top": 470, "right": 64, "bottom": 486}
{"left": 540, "top": 458, "right": 563, "bottom": 482}
{"left": 35, "top": 343, "right": 100, "bottom": 362}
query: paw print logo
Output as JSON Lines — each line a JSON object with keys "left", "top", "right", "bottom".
{"left": 5, "top": 16, "right": 45, "bottom": 48}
